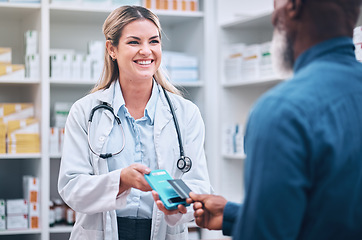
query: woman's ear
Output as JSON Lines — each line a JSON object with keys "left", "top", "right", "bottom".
{"left": 106, "top": 40, "right": 116, "bottom": 60}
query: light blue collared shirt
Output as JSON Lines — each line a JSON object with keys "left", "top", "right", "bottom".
{"left": 106, "top": 80, "right": 159, "bottom": 219}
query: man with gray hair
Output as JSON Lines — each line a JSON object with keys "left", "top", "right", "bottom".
{"left": 187, "top": 0, "right": 362, "bottom": 239}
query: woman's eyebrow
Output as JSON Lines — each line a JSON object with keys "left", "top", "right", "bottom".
{"left": 126, "top": 35, "right": 159, "bottom": 40}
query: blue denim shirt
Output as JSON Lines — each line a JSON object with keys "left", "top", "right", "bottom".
{"left": 106, "top": 80, "right": 159, "bottom": 219}
{"left": 223, "top": 37, "right": 362, "bottom": 239}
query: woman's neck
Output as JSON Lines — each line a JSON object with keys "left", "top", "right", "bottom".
{"left": 119, "top": 78, "right": 153, "bottom": 119}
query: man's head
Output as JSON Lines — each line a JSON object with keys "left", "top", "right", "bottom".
{"left": 271, "top": 0, "right": 361, "bottom": 76}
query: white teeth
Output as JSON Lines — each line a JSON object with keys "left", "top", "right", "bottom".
{"left": 137, "top": 60, "right": 152, "bottom": 65}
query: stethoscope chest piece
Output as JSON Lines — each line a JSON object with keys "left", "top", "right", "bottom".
{"left": 177, "top": 156, "right": 192, "bottom": 173}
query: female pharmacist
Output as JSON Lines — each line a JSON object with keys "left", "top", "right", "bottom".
{"left": 58, "top": 5, "right": 211, "bottom": 240}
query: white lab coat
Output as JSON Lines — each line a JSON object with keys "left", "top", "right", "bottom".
{"left": 58, "top": 81, "right": 211, "bottom": 240}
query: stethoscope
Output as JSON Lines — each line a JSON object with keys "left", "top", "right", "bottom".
{"left": 87, "top": 87, "right": 192, "bottom": 173}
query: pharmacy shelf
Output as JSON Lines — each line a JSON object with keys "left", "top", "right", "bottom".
{"left": 49, "top": 225, "right": 72, "bottom": 233}
{"left": 0, "top": 3, "right": 41, "bottom": 21}
{"left": 0, "top": 1, "right": 219, "bottom": 239}
{"left": 173, "top": 81, "right": 203, "bottom": 87}
{"left": 50, "top": 79, "right": 97, "bottom": 87}
{"left": 0, "top": 153, "right": 42, "bottom": 159}
{"left": 0, "top": 229, "right": 42, "bottom": 235}
{"left": 220, "top": 11, "right": 272, "bottom": 30}
{"left": 49, "top": 154, "right": 62, "bottom": 159}
{"left": 222, "top": 77, "right": 283, "bottom": 88}
{"left": 50, "top": 5, "right": 203, "bottom": 26}
{"left": 0, "top": 79, "right": 40, "bottom": 85}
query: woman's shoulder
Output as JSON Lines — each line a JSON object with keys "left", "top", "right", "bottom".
{"left": 70, "top": 90, "right": 102, "bottom": 113}
{"left": 167, "top": 91, "right": 198, "bottom": 111}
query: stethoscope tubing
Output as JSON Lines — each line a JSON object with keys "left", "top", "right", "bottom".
{"left": 86, "top": 87, "right": 192, "bottom": 173}
{"left": 87, "top": 102, "right": 125, "bottom": 159}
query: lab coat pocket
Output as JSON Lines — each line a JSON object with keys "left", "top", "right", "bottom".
{"left": 80, "top": 226, "right": 104, "bottom": 240}
{"left": 165, "top": 224, "right": 187, "bottom": 240}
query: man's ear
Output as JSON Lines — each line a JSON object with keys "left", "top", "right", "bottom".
{"left": 287, "top": 0, "right": 303, "bottom": 19}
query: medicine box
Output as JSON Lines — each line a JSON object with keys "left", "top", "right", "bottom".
{"left": 6, "top": 215, "right": 28, "bottom": 230}
{"left": 0, "top": 64, "right": 25, "bottom": 81}
{"left": 25, "top": 54, "right": 40, "bottom": 80}
{"left": 0, "top": 199, "right": 5, "bottom": 216}
{"left": 24, "top": 30, "right": 38, "bottom": 56}
{"left": 0, "top": 103, "right": 34, "bottom": 118}
{"left": 6, "top": 199, "right": 28, "bottom": 215}
{"left": 28, "top": 203, "right": 39, "bottom": 229}
{"left": 0, "top": 216, "right": 5, "bottom": 231}
{"left": 0, "top": 123, "right": 5, "bottom": 154}
{"left": 0, "top": 48, "right": 11, "bottom": 64}
{"left": 50, "top": 127, "right": 60, "bottom": 155}
{"left": 8, "top": 123, "right": 40, "bottom": 154}
{"left": 23, "top": 176, "right": 40, "bottom": 203}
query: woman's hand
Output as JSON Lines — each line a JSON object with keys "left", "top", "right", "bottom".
{"left": 152, "top": 191, "right": 188, "bottom": 215}
{"left": 118, "top": 163, "right": 152, "bottom": 194}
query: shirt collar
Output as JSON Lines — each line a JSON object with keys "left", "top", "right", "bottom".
{"left": 113, "top": 79, "right": 159, "bottom": 124}
{"left": 294, "top": 37, "right": 355, "bottom": 73}
{"left": 144, "top": 79, "right": 159, "bottom": 124}
{"left": 113, "top": 80, "right": 125, "bottom": 117}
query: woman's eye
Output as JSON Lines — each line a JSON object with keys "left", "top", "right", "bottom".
{"left": 150, "top": 40, "right": 160, "bottom": 44}
{"left": 128, "top": 41, "right": 139, "bottom": 45}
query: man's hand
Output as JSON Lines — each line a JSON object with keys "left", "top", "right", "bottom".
{"left": 186, "top": 192, "right": 227, "bottom": 230}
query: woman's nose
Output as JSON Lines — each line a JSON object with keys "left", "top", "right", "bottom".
{"left": 139, "top": 44, "right": 152, "bottom": 56}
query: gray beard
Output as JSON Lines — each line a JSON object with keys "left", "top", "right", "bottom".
{"left": 271, "top": 28, "right": 294, "bottom": 79}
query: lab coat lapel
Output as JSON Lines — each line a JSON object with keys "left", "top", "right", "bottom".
{"left": 91, "top": 82, "right": 117, "bottom": 172}
{"left": 154, "top": 87, "right": 174, "bottom": 170}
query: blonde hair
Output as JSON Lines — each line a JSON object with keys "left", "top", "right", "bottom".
{"left": 91, "top": 5, "right": 181, "bottom": 95}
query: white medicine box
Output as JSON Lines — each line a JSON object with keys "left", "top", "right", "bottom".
{"left": 0, "top": 199, "right": 5, "bottom": 216}
{"left": 23, "top": 176, "right": 39, "bottom": 203}
{"left": 6, "top": 199, "right": 28, "bottom": 215}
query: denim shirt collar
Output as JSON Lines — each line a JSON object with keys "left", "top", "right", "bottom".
{"left": 113, "top": 79, "right": 159, "bottom": 124}
{"left": 294, "top": 37, "right": 355, "bottom": 74}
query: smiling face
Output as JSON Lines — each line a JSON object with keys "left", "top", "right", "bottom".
{"left": 109, "top": 19, "right": 161, "bottom": 84}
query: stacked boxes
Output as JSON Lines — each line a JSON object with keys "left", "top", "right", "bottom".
{"left": 50, "top": 41, "right": 104, "bottom": 81}
{"left": 23, "top": 176, "right": 40, "bottom": 229}
{"left": 2, "top": 176, "right": 40, "bottom": 230}
{"left": 0, "top": 200, "right": 5, "bottom": 231}
{"left": 49, "top": 102, "right": 71, "bottom": 155}
{"left": 223, "top": 43, "right": 245, "bottom": 83}
{"left": 144, "top": 0, "right": 199, "bottom": 11}
{"left": 88, "top": 41, "right": 104, "bottom": 81}
{"left": 49, "top": 127, "right": 66, "bottom": 156}
{"left": 8, "top": 119, "right": 40, "bottom": 154}
{"left": 0, "top": 48, "right": 11, "bottom": 63}
{"left": 6, "top": 199, "right": 28, "bottom": 230}
{"left": 0, "top": 47, "right": 25, "bottom": 81}
{"left": 223, "top": 41, "right": 277, "bottom": 83}
{"left": 0, "top": 103, "right": 40, "bottom": 154}
{"left": 0, "top": 122, "right": 5, "bottom": 154}
{"left": 25, "top": 30, "right": 40, "bottom": 80}
{"left": 0, "top": 30, "right": 38, "bottom": 81}
{"left": 162, "top": 51, "right": 199, "bottom": 82}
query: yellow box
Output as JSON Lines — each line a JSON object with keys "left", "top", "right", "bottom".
{"left": 0, "top": 64, "right": 25, "bottom": 80}
{"left": 7, "top": 118, "right": 38, "bottom": 134}
{"left": 0, "top": 103, "right": 34, "bottom": 118}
